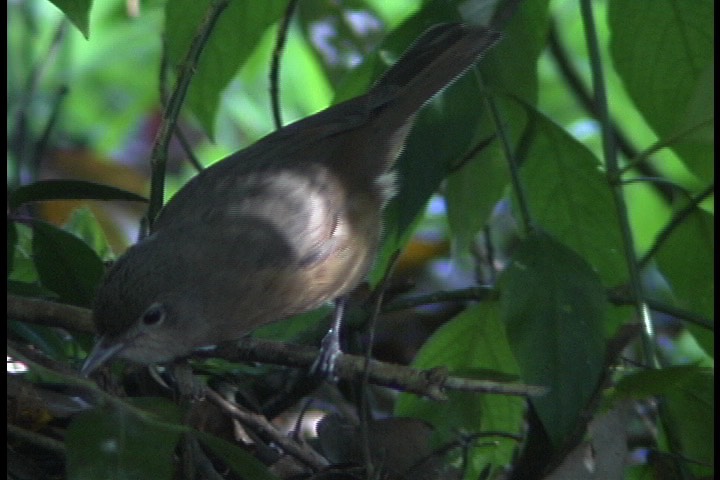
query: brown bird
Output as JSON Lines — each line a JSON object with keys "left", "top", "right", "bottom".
{"left": 81, "top": 23, "right": 500, "bottom": 375}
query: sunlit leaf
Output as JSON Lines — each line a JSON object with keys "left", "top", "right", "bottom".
{"left": 164, "top": 0, "right": 286, "bottom": 138}
{"left": 48, "top": 0, "right": 92, "bottom": 38}
{"left": 396, "top": 302, "right": 525, "bottom": 477}
{"left": 608, "top": 0, "right": 714, "bottom": 179}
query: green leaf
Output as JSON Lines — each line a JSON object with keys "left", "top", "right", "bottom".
{"left": 608, "top": 0, "right": 714, "bottom": 180}
{"left": 395, "top": 302, "right": 525, "bottom": 478}
{"left": 64, "top": 207, "right": 114, "bottom": 261}
{"left": 31, "top": 220, "right": 105, "bottom": 307}
{"left": 655, "top": 208, "right": 714, "bottom": 355}
{"left": 7, "top": 223, "right": 41, "bottom": 285}
{"left": 196, "top": 431, "right": 279, "bottom": 480}
{"left": 612, "top": 365, "right": 711, "bottom": 400}
{"left": 479, "top": 0, "right": 549, "bottom": 105}
{"left": 8, "top": 219, "right": 18, "bottom": 277}
{"left": 48, "top": 0, "right": 92, "bottom": 39}
{"left": 253, "top": 304, "right": 332, "bottom": 344}
{"left": 9, "top": 179, "right": 147, "bottom": 210}
{"left": 499, "top": 230, "right": 607, "bottom": 448}
{"left": 446, "top": 149, "right": 509, "bottom": 251}
{"left": 371, "top": 18, "right": 490, "bottom": 281}
{"left": 9, "top": 322, "right": 71, "bottom": 360}
{"left": 445, "top": 0, "right": 550, "bottom": 252}
{"left": 663, "top": 367, "right": 714, "bottom": 477}
{"left": 66, "top": 399, "right": 182, "bottom": 480}
{"left": 7, "top": 280, "right": 54, "bottom": 298}
{"left": 164, "top": 0, "right": 286, "bottom": 138}
{"left": 515, "top": 103, "right": 627, "bottom": 285}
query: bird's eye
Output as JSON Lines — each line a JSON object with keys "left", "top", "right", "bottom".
{"left": 141, "top": 303, "right": 166, "bottom": 327}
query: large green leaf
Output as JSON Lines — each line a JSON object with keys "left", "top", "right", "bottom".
{"left": 663, "top": 367, "right": 714, "bottom": 478}
{"left": 608, "top": 0, "right": 714, "bottom": 180}
{"left": 446, "top": 0, "right": 550, "bottom": 252}
{"left": 164, "top": 0, "right": 286, "bottom": 138}
{"left": 515, "top": 104, "right": 627, "bottom": 285}
{"left": 196, "top": 431, "right": 279, "bottom": 480}
{"left": 499, "top": 230, "right": 607, "bottom": 448}
{"left": 612, "top": 365, "right": 712, "bottom": 400}
{"left": 48, "top": 0, "right": 92, "bottom": 38}
{"left": 31, "top": 220, "right": 105, "bottom": 307}
{"left": 66, "top": 398, "right": 183, "bottom": 480}
{"left": 655, "top": 208, "right": 714, "bottom": 355}
{"left": 8, "top": 219, "right": 18, "bottom": 277}
{"left": 395, "top": 302, "right": 525, "bottom": 478}
{"left": 9, "top": 179, "right": 147, "bottom": 210}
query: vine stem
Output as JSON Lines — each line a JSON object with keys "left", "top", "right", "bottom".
{"left": 578, "top": 0, "right": 658, "bottom": 368}
{"left": 146, "top": 0, "right": 230, "bottom": 227}
{"left": 269, "top": 0, "right": 299, "bottom": 130}
{"left": 478, "top": 73, "right": 533, "bottom": 235}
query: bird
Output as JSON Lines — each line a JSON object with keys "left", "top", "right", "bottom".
{"left": 81, "top": 22, "right": 501, "bottom": 375}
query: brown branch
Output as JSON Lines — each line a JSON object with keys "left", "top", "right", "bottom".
{"left": 7, "top": 293, "right": 94, "bottom": 333}
{"left": 204, "top": 388, "right": 328, "bottom": 470}
{"left": 8, "top": 295, "right": 545, "bottom": 398}
{"left": 7, "top": 423, "right": 66, "bottom": 456}
{"left": 201, "top": 337, "right": 547, "bottom": 399}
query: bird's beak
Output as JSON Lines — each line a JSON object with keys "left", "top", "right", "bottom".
{"left": 81, "top": 336, "right": 125, "bottom": 376}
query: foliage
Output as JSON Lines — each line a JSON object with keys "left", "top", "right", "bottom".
{"left": 7, "top": 0, "right": 713, "bottom": 479}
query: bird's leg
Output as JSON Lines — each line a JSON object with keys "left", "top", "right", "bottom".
{"left": 311, "top": 296, "right": 347, "bottom": 378}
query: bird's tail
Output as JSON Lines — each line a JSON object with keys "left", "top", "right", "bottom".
{"left": 290, "top": 23, "right": 500, "bottom": 194}
{"left": 329, "top": 23, "right": 500, "bottom": 189}
{"left": 370, "top": 23, "right": 500, "bottom": 134}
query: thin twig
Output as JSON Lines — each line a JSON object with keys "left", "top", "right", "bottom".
{"left": 269, "top": 0, "right": 300, "bottom": 129}
{"left": 360, "top": 250, "right": 400, "bottom": 479}
{"left": 620, "top": 177, "right": 692, "bottom": 195}
{"left": 174, "top": 126, "right": 204, "bottom": 172}
{"left": 147, "top": 0, "right": 229, "bottom": 226}
{"left": 608, "top": 293, "right": 713, "bottom": 331}
{"left": 621, "top": 118, "right": 714, "bottom": 176}
{"left": 9, "top": 19, "right": 68, "bottom": 186}
{"left": 447, "top": 134, "right": 496, "bottom": 173}
{"left": 204, "top": 388, "right": 328, "bottom": 470}
{"left": 382, "top": 286, "right": 498, "bottom": 313}
{"left": 158, "top": 44, "right": 203, "bottom": 173}
{"left": 32, "top": 85, "right": 69, "bottom": 174}
{"left": 639, "top": 183, "right": 714, "bottom": 268}
{"left": 7, "top": 345, "right": 188, "bottom": 436}
{"left": 7, "top": 423, "right": 66, "bottom": 456}
{"left": 477, "top": 72, "right": 532, "bottom": 235}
